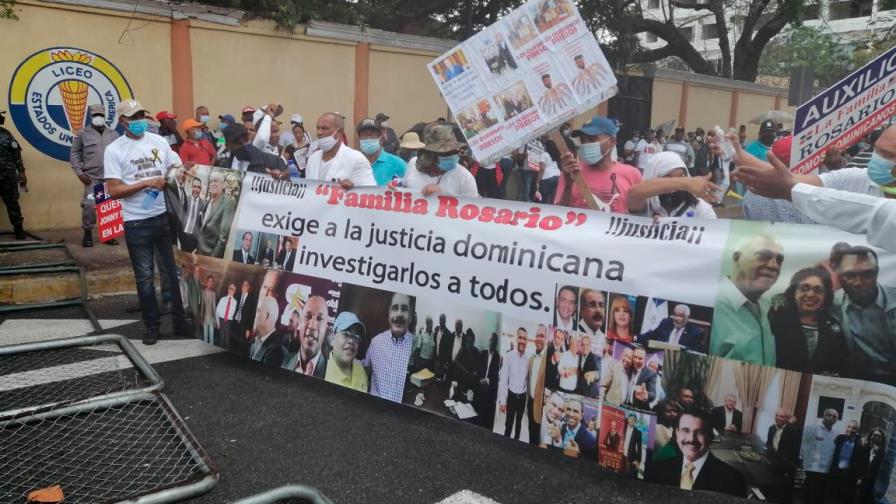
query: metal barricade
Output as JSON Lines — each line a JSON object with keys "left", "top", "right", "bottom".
{"left": 234, "top": 485, "right": 334, "bottom": 504}
{"left": 0, "top": 334, "right": 163, "bottom": 420}
{"left": 0, "top": 391, "right": 218, "bottom": 503}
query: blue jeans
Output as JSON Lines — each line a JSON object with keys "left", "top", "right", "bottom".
{"left": 518, "top": 170, "right": 535, "bottom": 202}
{"left": 124, "top": 213, "right": 186, "bottom": 331}
{"left": 539, "top": 176, "right": 559, "bottom": 205}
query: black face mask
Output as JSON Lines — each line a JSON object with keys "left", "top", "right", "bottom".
{"left": 0, "top": 113, "right": 5, "bottom": 126}
{"left": 659, "top": 190, "right": 693, "bottom": 212}
{"left": 233, "top": 144, "right": 252, "bottom": 161}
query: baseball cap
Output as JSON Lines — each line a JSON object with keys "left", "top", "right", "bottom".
{"left": 357, "top": 117, "right": 381, "bottom": 134}
{"left": 156, "top": 111, "right": 177, "bottom": 121}
{"left": 760, "top": 119, "right": 776, "bottom": 132}
{"left": 182, "top": 118, "right": 202, "bottom": 131}
{"left": 375, "top": 112, "right": 389, "bottom": 122}
{"left": 571, "top": 117, "right": 619, "bottom": 138}
{"left": 88, "top": 104, "right": 105, "bottom": 117}
{"left": 116, "top": 99, "right": 149, "bottom": 118}
{"left": 290, "top": 114, "right": 304, "bottom": 125}
{"left": 222, "top": 123, "right": 249, "bottom": 143}
{"left": 333, "top": 312, "right": 365, "bottom": 337}
{"left": 218, "top": 114, "right": 236, "bottom": 124}
{"left": 771, "top": 135, "right": 792, "bottom": 166}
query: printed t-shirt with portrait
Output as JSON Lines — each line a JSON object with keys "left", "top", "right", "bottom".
{"left": 635, "top": 139, "right": 660, "bottom": 172}
{"left": 103, "top": 132, "right": 182, "bottom": 222}
{"left": 554, "top": 161, "right": 642, "bottom": 213}
{"left": 540, "top": 151, "right": 561, "bottom": 180}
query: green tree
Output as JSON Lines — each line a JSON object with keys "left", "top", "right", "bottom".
{"left": 759, "top": 25, "right": 852, "bottom": 88}
{"left": 1, "top": 0, "right": 17, "bottom": 20}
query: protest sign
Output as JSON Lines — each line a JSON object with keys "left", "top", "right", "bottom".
{"left": 93, "top": 182, "right": 123, "bottom": 242}
{"left": 166, "top": 169, "right": 896, "bottom": 502}
{"left": 790, "top": 45, "right": 896, "bottom": 174}
{"left": 526, "top": 140, "right": 544, "bottom": 172}
{"left": 429, "top": 0, "right": 617, "bottom": 165}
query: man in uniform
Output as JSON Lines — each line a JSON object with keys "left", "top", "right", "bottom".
{"left": 0, "top": 110, "right": 27, "bottom": 239}
{"left": 70, "top": 104, "right": 119, "bottom": 246}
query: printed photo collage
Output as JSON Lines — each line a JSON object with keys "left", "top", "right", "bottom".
{"left": 164, "top": 166, "right": 896, "bottom": 504}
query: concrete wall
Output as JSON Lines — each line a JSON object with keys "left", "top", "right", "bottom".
{"left": 368, "top": 47, "right": 448, "bottom": 136}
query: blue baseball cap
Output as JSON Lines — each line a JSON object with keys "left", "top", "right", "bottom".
{"left": 333, "top": 311, "right": 365, "bottom": 338}
{"left": 218, "top": 114, "right": 237, "bottom": 124}
{"left": 571, "top": 117, "right": 619, "bottom": 138}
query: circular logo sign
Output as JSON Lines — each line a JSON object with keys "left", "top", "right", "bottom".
{"left": 8, "top": 47, "right": 133, "bottom": 161}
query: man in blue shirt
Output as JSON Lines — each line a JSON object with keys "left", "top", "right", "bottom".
{"left": 356, "top": 118, "right": 406, "bottom": 186}
{"left": 738, "top": 120, "right": 776, "bottom": 195}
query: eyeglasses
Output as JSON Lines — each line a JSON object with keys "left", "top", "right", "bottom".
{"left": 797, "top": 284, "right": 825, "bottom": 295}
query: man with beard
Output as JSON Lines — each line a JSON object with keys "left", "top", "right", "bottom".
{"left": 711, "top": 235, "right": 784, "bottom": 366}
{"left": 363, "top": 293, "right": 414, "bottom": 402}
{"left": 249, "top": 296, "right": 284, "bottom": 366}
{"left": 282, "top": 294, "right": 328, "bottom": 378}
{"left": 540, "top": 391, "right": 566, "bottom": 448}
{"left": 577, "top": 289, "right": 606, "bottom": 341}
{"left": 560, "top": 396, "right": 596, "bottom": 460}
{"left": 649, "top": 409, "right": 747, "bottom": 496}
{"left": 526, "top": 325, "right": 548, "bottom": 446}
{"left": 324, "top": 311, "right": 369, "bottom": 392}
{"left": 536, "top": 73, "right": 573, "bottom": 116}
{"left": 832, "top": 246, "right": 896, "bottom": 382}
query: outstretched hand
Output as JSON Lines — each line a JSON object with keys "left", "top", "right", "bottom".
{"left": 732, "top": 150, "right": 796, "bottom": 201}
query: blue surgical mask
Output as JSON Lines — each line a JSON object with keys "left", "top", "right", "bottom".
{"left": 359, "top": 138, "right": 381, "bottom": 155}
{"left": 867, "top": 152, "right": 896, "bottom": 186}
{"left": 438, "top": 154, "right": 459, "bottom": 171}
{"left": 199, "top": 114, "right": 209, "bottom": 124}
{"left": 579, "top": 141, "right": 604, "bottom": 165}
{"left": 192, "top": 130, "right": 204, "bottom": 140}
{"left": 126, "top": 119, "right": 148, "bottom": 136}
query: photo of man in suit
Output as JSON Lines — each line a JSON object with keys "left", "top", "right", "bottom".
{"left": 260, "top": 239, "right": 275, "bottom": 267}
{"left": 577, "top": 289, "right": 606, "bottom": 340}
{"left": 648, "top": 409, "right": 747, "bottom": 496}
{"left": 766, "top": 407, "right": 800, "bottom": 465}
{"left": 857, "top": 428, "right": 887, "bottom": 504}
{"left": 498, "top": 328, "right": 529, "bottom": 440}
{"left": 215, "top": 283, "right": 239, "bottom": 350}
{"left": 604, "top": 420, "right": 621, "bottom": 451}
{"left": 526, "top": 325, "right": 547, "bottom": 447}
{"left": 233, "top": 279, "right": 258, "bottom": 356}
{"left": 178, "top": 177, "right": 206, "bottom": 251}
{"left": 638, "top": 304, "right": 704, "bottom": 352}
{"left": 197, "top": 171, "right": 236, "bottom": 258}
{"left": 282, "top": 294, "right": 328, "bottom": 378}
{"left": 575, "top": 335, "right": 599, "bottom": 398}
{"left": 623, "top": 347, "right": 657, "bottom": 410}
{"left": 433, "top": 314, "right": 451, "bottom": 380}
{"left": 711, "top": 394, "right": 743, "bottom": 433}
{"left": 554, "top": 285, "right": 577, "bottom": 333}
{"left": 830, "top": 420, "right": 863, "bottom": 503}
{"left": 249, "top": 296, "right": 285, "bottom": 366}
{"left": 233, "top": 231, "right": 255, "bottom": 263}
{"left": 476, "top": 332, "right": 501, "bottom": 429}
{"left": 439, "top": 319, "right": 464, "bottom": 382}
{"left": 560, "top": 396, "right": 596, "bottom": 460}
{"left": 624, "top": 413, "right": 643, "bottom": 476}
{"left": 276, "top": 239, "right": 296, "bottom": 271}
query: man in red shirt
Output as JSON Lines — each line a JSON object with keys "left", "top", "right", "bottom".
{"left": 179, "top": 118, "right": 216, "bottom": 166}
{"left": 555, "top": 117, "right": 642, "bottom": 213}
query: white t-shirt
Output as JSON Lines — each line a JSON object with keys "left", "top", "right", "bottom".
{"left": 635, "top": 139, "right": 660, "bottom": 172}
{"left": 820, "top": 168, "right": 882, "bottom": 196}
{"left": 103, "top": 132, "right": 181, "bottom": 221}
{"left": 541, "top": 151, "right": 561, "bottom": 180}
{"left": 558, "top": 351, "right": 578, "bottom": 391}
{"left": 401, "top": 157, "right": 480, "bottom": 198}
{"left": 305, "top": 144, "right": 376, "bottom": 187}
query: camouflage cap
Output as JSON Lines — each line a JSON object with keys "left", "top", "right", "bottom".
{"left": 422, "top": 122, "right": 464, "bottom": 154}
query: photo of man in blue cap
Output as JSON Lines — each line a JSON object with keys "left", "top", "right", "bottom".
{"left": 324, "top": 311, "right": 369, "bottom": 393}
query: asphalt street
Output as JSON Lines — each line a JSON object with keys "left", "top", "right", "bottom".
{"left": 0, "top": 294, "right": 744, "bottom": 504}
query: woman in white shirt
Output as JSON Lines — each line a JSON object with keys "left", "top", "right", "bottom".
{"left": 627, "top": 151, "right": 719, "bottom": 218}
{"left": 535, "top": 138, "right": 562, "bottom": 204}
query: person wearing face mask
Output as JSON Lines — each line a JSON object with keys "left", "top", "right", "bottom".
{"left": 375, "top": 112, "right": 400, "bottom": 154}
{"left": 216, "top": 123, "right": 288, "bottom": 179}
{"left": 155, "top": 111, "right": 183, "bottom": 154}
{"left": 356, "top": 118, "right": 406, "bottom": 186}
{"left": 178, "top": 119, "right": 216, "bottom": 166}
{"left": 70, "top": 104, "right": 120, "bottom": 247}
{"left": 213, "top": 114, "right": 236, "bottom": 158}
{"left": 623, "top": 130, "right": 640, "bottom": 164}
{"left": 400, "top": 123, "right": 480, "bottom": 198}
{"left": 193, "top": 105, "right": 214, "bottom": 145}
{"left": 627, "top": 151, "right": 719, "bottom": 218}
{"left": 102, "top": 99, "right": 189, "bottom": 345}
{"left": 729, "top": 125, "right": 896, "bottom": 252}
{"left": 556, "top": 117, "right": 642, "bottom": 213}
{"left": 305, "top": 112, "right": 376, "bottom": 190}
{"left": 398, "top": 132, "right": 425, "bottom": 163}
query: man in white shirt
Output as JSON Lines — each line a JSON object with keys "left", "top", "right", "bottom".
{"left": 400, "top": 123, "right": 479, "bottom": 198}
{"left": 305, "top": 112, "right": 376, "bottom": 189}
{"left": 634, "top": 129, "right": 661, "bottom": 172}
{"left": 103, "top": 99, "right": 188, "bottom": 345}
{"left": 554, "top": 285, "right": 577, "bottom": 333}
{"left": 215, "top": 283, "right": 238, "bottom": 350}
{"left": 498, "top": 328, "right": 530, "bottom": 441}
{"left": 526, "top": 325, "right": 547, "bottom": 447}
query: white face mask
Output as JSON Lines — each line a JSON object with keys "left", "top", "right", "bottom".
{"left": 381, "top": 121, "right": 389, "bottom": 128}
{"left": 91, "top": 115, "right": 106, "bottom": 127}
{"left": 317, "top": 131, "right": 340, "bottom": 152}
